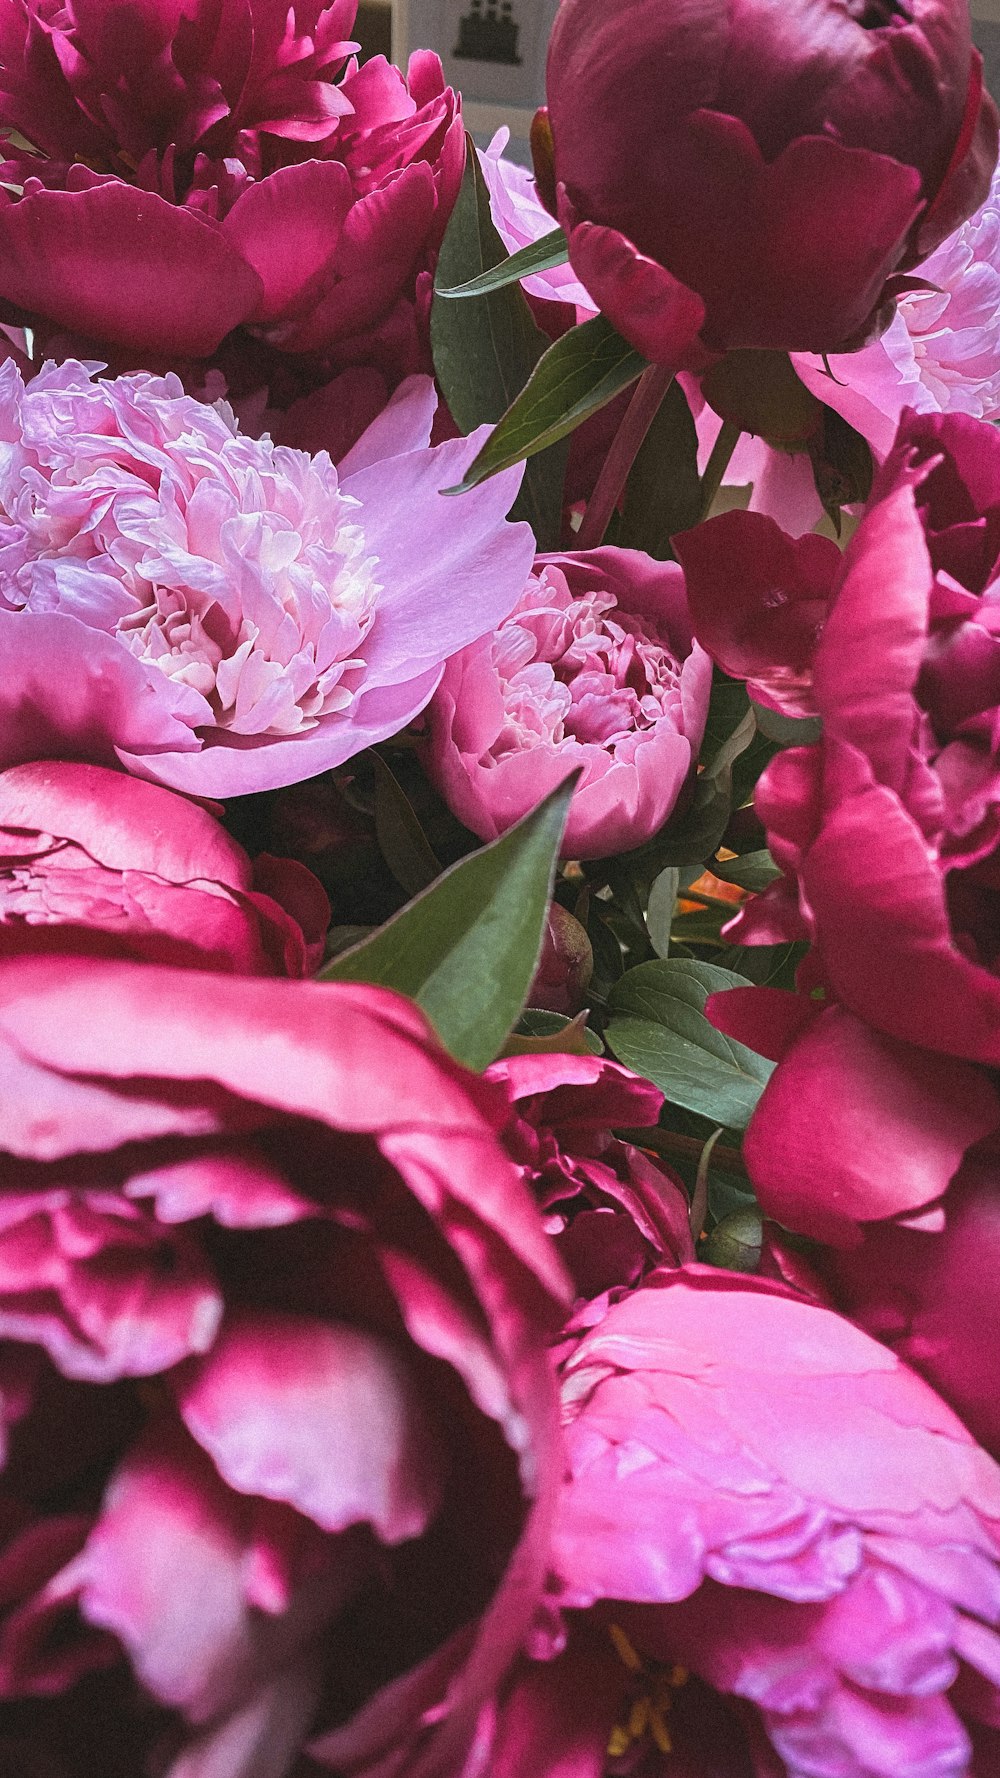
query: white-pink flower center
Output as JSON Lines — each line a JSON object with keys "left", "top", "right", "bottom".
{"left": 0, "top": 363, "right": 382, "bottom": 737}
{"left": 490, "top": 567, "right": 683, "bottom": 755}
{"left": 888, "top": 165, "right": 1000, "bottom": 418}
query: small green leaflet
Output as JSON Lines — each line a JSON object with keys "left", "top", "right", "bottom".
{"left": 445, "top": 314, "right": 647, "bottom": 494}
{"left": 436, "top": 227, "right": 569, "bottom": 299}
{"left": 605, "top": 958, "right": 773, "bottom": 1129}
{"left": 319, "top": 777, "right": 577, "bottom": 1073}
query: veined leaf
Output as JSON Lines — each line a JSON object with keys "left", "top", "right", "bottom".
{"left": 320, "top": 777, "right": 577, "bottom": 1072}
{"left": 605, "top": 958, "right": 773, "bottom": 1129}
{"left": 436, "top": 227, "right": 569, "bottom": 298}
{"left": 445, "top": 314, "right": 647, "bottom": 494}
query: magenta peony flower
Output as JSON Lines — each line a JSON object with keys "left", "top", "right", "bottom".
{"left": 423, "top": 549, "right": 712, "bottom": 861}
{"left": 0, "top": 361, "right": 533, "bottom": 797}
{"left": 0, "top": 0, "right": 462, "bottom": 371}
{"left": 714, "top": 407, "right": 1000, "bottom": 1066}
{"left": 487, "top": 1053, "right": 693, "bottom": 1300}
{"left": 544, "top": 0, "right": 999, "bottom": 364}
{"left": 548, "top": 1267, "right": 1000, "bottom": 1778}
{"left": 795, "top": 152, "right": 1000, "bottom": 459}
{"left": 0, "top": 758, "right": 328, "bottom": 974}
{"left": 0, "top": 949, "right": 567, "bottom": 1777}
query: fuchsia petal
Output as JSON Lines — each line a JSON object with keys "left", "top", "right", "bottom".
{"left": 0, "top": 184, "right": 262, "bottom": 355}
{"left": 175, "top": 1309, "right": 445, "bottom": 1541}
{"left": 743, "top": 1006, "right": 1000, "bottom": 1245}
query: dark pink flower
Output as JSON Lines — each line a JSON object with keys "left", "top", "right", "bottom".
{"left": 0, "top": 950, "right": 567, "bottom": 1777}
{"left": 0, "top": 0, "right": 461, "bottom": 374}
{"left": 0, "top": 758, "right": 328, "bottom": 974}
{"left": 0, "top": 361, "right": 533, "bottom": 797}
{"left": 423, "top": 549, "right": 712, "bottom": 860}
{"left": 487, "top": 1053, "right": 693, "bottom": 1301}
{"left": 545, "top": 0, "right": 999, "bottom": 363}
{"left": 718, "top": 408, "right": 1000, "bottom": 1066}
{"left": 547, "top": 1267, "right": 1000, "bottom": 1778}
{"left": 819, "top": 1155, "right": 1000, "bottom": 1461}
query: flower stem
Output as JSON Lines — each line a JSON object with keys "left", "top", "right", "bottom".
{"left": 699, "top": 418, "right": 741, "bottom": 519}
{"left": 576, "top": 363, "right": 675, "bottom": 550}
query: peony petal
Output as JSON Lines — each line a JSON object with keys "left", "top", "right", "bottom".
{"left": 0, "top": 184, "right": 263, "bottom": 355}
{"left": 175, "top": 1309, "right": 445, "bottom": 1541}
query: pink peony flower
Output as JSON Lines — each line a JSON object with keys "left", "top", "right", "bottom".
{"left": 487, "top": 1053, "right": 693, "bottom": 1301}
{"left": 547, "top": 1267, "right": 1000, "bottom": 1778}
{"left": 0, "top": 361, "right": 534, "bottom": 797}
{"left": 479, "top": 130, "right": 597, "bottom": 323}
{"left": 0, "top": 0, "right": 462, "bottom": 374}
{"left": 713, "top": 407, "right": 1000, "bottom": 1066}
{"left": 0, "top": 758, "right": 328, "bottom": 974}
{"left": 544, "top": 0, "right": 999, "bottom": 364}
{"left": 795, "top": 152, "right": 1000, "bottom": 459}
{"left": 0, "top": 948, "right": 567, "bottom": 1777}
{"left": 423, "top": 549, "right": 712, "bottom": 860}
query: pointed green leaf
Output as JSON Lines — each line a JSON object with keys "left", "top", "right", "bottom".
{"left": 616, "top": 377, "right": 702, "bottom": 559}
{"left": 371, "top": 753, "right": 441, "bottom": 897}
{"left": 711, "top": 849, "right": 781, "bottom": 893}
{"left": 436, "top": 226, "right": 569, "bottom": 298}
{"left": 319, "top": 777, "right": 578, "bottom": 1072}
{"left": 445, "top": 314, "right": 647, "bottom": 494}
{"left": 430, "top": 137, "right": 565, "bottom": 548}
{"left": 605, "top": 958, "right": 773, "bottom": 1129}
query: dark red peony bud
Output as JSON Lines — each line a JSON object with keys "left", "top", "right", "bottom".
{"left": 546, "top": 0, "right": 999, "bottom": 363}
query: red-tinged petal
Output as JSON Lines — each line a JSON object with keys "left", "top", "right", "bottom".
{"left": 223, "top": 160, "right": 352, "bottom": 324}
{"left": 561, "top": 213, "right": 709, "bottom": 370}
{"left": 803, "top": 783, "right": 1000, "bottom": 1063}
{"left": 174, "top": 1308, "right": 444, "bottom": 1542}
{"left": 0, "top": 761, "right": 251, "bottom": 891}
{"left": 0, "top": 184, "right": 262, "bottom": 355}
{"left": 705, "top": 985, "right": 818, "bottom": 1063}
{"left": 743, "top": 1006, "right": 1000, "bottom": 1245}
{"left": 73, "top": 1424, "right": 363, "bottom": 1723}
{"left": 471, "top": 1632, "right": 623, "bottom": 1778}
{"left": 675, "top": 511, "right": 839, "bottom": 716}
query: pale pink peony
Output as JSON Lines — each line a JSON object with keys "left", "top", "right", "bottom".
{"left": 0, "top": 361, "right": 533, "bottom": 797}
{"left": 0, "top": 949, "right": 567, "bottom": 1777}
{"left": 0, "top": 758, "right": 328, "bottom": 973}
{"left": 479, "top": 131, "right": 597, "bottom": 319}
{"left": 547, "top": 1267, "right": 1000, "bottom": 1778}
{"left": 424, "top": 549, "right": 711, "bottom": 860}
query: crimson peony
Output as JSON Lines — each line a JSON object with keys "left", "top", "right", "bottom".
{"left": 0, "top": 0, "right": 462, "bottom": 372}
{"left": 545, "top": 0, "right": 999, "bottom": 363}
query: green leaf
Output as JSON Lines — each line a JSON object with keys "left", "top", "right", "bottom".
{"left": 506, "top": 1008, "right": 604, "bottom": 1056}
{"left": 430, "top": 137, "right": 566, "bottom": 548}
{"left": 605, "top": 958, "right": 773, "bottom": 1129}
{"left": 319, "top": 777, "right": 577, "bottom": 1072}
{"left": 616, "top": 377, "right": 702, "bottom": 559}
{"left": 711, "top": 849, "right": 781, "bottom": 893}
{"left": 750, "top": 700, "right": 822, "bottom": 747}
{"left": 445, "top": 314, "right": 647, "bottom": 494}
{"left": 642, "top": 707, "right": 759, "bottom": 873}
{"left": 436, "top": 226, "right": 569, "bottom": 298}
{"left": 371, "top": 753, "right": 441, "bottom": 897}
{"left": 646, "top": 866, "right": 680, "bottom": 958}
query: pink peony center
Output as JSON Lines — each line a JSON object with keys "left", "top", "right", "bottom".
{"left": 0, "top": 361, "right": 383, "bottom": 738}
{"left": 490, "top": 568, "right": 684, "bottom": 756}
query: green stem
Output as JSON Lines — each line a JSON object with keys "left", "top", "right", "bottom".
{"left": 576, "top": 363, "right": 675, "bottom": 549}
{"left": 699, "top": 418, "right": 741, "bottom": 519}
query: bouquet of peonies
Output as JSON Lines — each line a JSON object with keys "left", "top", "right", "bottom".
{"left": 2, "top": 0, "right": 1000, "bottom": 1773}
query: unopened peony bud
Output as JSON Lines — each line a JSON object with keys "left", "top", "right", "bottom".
{"left": 546, "top": 0, "right": 999, "bottom": 363}
{"left": 529, "top": 903, "right": 595, "bottom": 1015}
